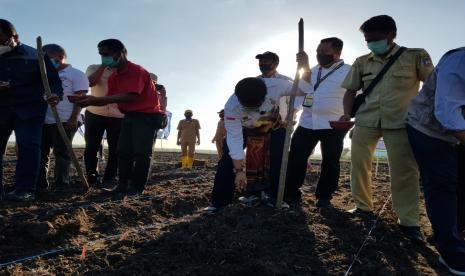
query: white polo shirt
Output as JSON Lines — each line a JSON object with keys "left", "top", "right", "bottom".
{"left": 225, "top": 78, "right": 312, "bottom": 160}
{"left": 85, "top": 65, "right": 124, "bottom": 118}
{"left": 258, "top": 72, "right": 304, "bottom": 119}
{"left": 45, "top": 65, "right": 89, "bottom": 124}
{"left": 299, "top": 60, "right": 351, "bottom": 130}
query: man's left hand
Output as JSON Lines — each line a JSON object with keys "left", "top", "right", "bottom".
{"left": 197, "top": 140, "right": 200, "bottom": 145}
{"left": 75, "top": 95, "right": 106, "bottom": 107}
{"left": 47, "top": 94, "right": 60, "bottom": 107}
{"left": 296, "top": 51, "right": 310, "bottom": 71}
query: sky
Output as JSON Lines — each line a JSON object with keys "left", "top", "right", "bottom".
{"left": 3, "top": 0, "right": 465, "bottom": 151}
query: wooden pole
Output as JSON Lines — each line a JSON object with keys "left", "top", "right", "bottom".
{"left": 276, "top": 18, "right": 304, "bottom": 208}
{"left": 36, "top": 36, "right": 89, "bottom": 190}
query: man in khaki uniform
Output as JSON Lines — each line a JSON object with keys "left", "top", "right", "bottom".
{"left": 340, "top": 15, "right": 434, "bottom": 241}
{"left": 211, "top": 109, "right": 226, "bottom": 159}
{"left": 177, "top": 110, "right": 200, "bottom": 168}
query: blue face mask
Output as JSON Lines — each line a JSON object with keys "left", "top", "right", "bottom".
{"left": 367, "top": 39, "right": 390, "bottom": 56}
{"left": 101, "top": 56, "right": 119, "bottom": 67}
{"left": 50, "top": 59, "right": 60, "bottom": 69}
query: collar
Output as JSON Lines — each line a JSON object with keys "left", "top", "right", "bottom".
{"left": 368, "top": 43, "right": 400, "bottom": 62}
{"left": 2, "top": 42, "right": 25, "bottom": 57}
{"left": 259, "top": 71, "right": 279, "bottom": 79}
{"left": 317, "top": 59, "right": 344, "bottom": 70}
{"left": 59, "top": 64, "right": 72, "bottom": 72}
{"left": 115, "top": 61, "right": 132, "bottom": 75}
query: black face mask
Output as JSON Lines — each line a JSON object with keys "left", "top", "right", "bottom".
{"left": 259, "top": 64, "right": 273, "bottom": 73}
{"left": 316, "top": 53, "right": 334, "bottom": 66}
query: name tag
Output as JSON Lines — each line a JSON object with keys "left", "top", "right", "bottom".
{"left": 302, "top": 94, "right": 314, "bottom": 108}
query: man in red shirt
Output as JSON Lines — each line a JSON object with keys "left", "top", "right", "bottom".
{"left": 76, "top": 39, "right": 165, "bottom": 194}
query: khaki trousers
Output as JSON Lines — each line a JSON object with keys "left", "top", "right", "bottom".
{"left": 351, "top": 126, "right": 420, "bottom": 226}
{"left": 181, "top": 141, "right": 196, "bottom": 157}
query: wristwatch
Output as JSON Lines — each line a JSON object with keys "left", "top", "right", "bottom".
{"left": 233, "top": 167, "right": 245, "bottom": 174}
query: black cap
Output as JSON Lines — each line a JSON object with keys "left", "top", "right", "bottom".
{"left": 255, "top": 51, "right": 279, "bottom": 63}
{"left": 217, "top": 109, "right": 224, "bottom": 114}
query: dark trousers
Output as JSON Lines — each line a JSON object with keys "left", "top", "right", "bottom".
{"left": 84, "top": 111, "right": 122, "bottom": 181}
{"left": 457, "top": 144, "right": 465, "bottom": 233}
{"left": 117, "top": 112, "right": 162, "bottom": 190}
{"left": 211, "top": 128, "right": 285, "bottom": 208}
{"left": 406, "top": 125, "right": 465, "bottom": 259}
{"left": 286, "top": 126, "right": 346, "bottom": 200}
{"left": 37, "top": 123, "right": 77, "bottom": 189}
{"left": 0, "top": 112, "right": 44, "bottom": 193}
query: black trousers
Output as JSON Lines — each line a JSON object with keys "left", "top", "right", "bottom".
{"left": 117, "top": 112, "right": 163, "bottom": 190}
{"left": 211, "top": 128, "right": 285, "bottom": 208}
{"left": 406, "top": 125, "right": 465, "bottom": 260}
{"left": 84, "top": 111, "right": 122, "bottom": 181}
{"left": 286, "top": 126, "right": 347, "bottom": 200}
{"left": 458, "top": 144, "right": 465, "bottom": 233}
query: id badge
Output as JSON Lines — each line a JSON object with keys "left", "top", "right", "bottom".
{"left": 302, "top": 94, "right": 314, "bottom": 108}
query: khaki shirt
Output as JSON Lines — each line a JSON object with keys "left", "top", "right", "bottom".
{"left": 85, "top": 64, "right": 124, "bottom": 118}
{"left": 178, "top": 119, "right": 201, "bottom": 143}
{"left": 342, "top": 44, "right": 434, "bottom": 129}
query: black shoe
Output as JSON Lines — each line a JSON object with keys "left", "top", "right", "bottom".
{"left": 347, "top": 207, "right": 373, "bottom": 215}
{"left": 101, "top": 177, "right": 117, "bottom": 186}
{"left": 284, "top": 194, "right": 302, "bottom": 204}
{"left": 102, "top": 183, "right": 128, "bottom": 194}
{"left": 4, "top": 190, "right": 36, "bottom": 202}
{"left": 399, "top": 225, "right": 424, "bottom": 242}
{"left": 127, "top": 183, "right": 144, "bottom": 196}
{"left": 316, "top": 198, "right": 332, "bottom": 208}
{"left": 87, "top": 174, "right": 100, "bottom": 186}
{"left": 439, "top": 255, "right": 465, "bottom": 275}
{"left": 53, "top": 181, "right": 70, "bottom": 190}
{"left": 35, "top": 188, "right": 49, "bottom": 199}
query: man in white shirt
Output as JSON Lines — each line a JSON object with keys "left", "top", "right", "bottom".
{"left": 37, "top": 44, "right": 89, "bottom": 192}
{"left": 256, "top": 51, "right": 303, "bottom": 122}
{"left": 238, "top": 51, "right": 303, "bottom": 204}
{"left": 84, "top": 63, "right": 124, "bottom": 186}
{"left": 204, "top": 65, "right": 312, "bottom": 214}
{"left": 285, "top": 37, "right": 351, "bottom": 207}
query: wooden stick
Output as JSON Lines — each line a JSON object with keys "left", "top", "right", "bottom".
{"left": 36, "top": 36, "right": 89, "bottom": 190}
{"left": 276, "top": 18, "right": 304, "bottom": 208}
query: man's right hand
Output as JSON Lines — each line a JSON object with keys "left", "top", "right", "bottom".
{"left": 176, "top": 141, "right": 181, "bottom": 145}
{"left": 339, "top": 114, "right": 351, "bottom": 122}
{"left": 0, "top": 81, "right": 10, "bottom": 91}
{"left": 235, "top": 171, "right": 247, "bottom": 192}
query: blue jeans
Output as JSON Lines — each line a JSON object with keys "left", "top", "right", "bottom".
{"left": 37, "top": 123, "right": 77, "bottom": 189}
{"left": 0, "top": 106, "right": 45, "bottom": 193}
{"left": 406, "top": 124, "right": 465, "bottom": 260}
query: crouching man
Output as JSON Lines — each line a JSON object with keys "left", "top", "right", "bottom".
{"left": 204, "top": 66, "right": 312, "bottom": 214}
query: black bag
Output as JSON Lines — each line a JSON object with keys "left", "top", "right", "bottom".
{"left": 350, "top": 47, "right": 407, "bottom": 118}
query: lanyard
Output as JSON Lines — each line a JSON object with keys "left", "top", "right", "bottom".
{"left": 313, "top": 61, "right": 344, "bottom": 91}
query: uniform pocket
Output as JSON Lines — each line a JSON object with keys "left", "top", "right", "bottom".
{"left": 392, "top": 70, "right": 416, "bottom": 88}
{"left": 361, "top": 74, "right": 376, "bottom": 90}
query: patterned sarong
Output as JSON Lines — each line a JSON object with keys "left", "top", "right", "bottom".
{"left": 245, "top": 134, "right": 271, "bottom": 192}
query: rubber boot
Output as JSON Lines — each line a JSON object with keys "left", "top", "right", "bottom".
{"left": 181, "top": 156, "right": 187, "bottom": 169}
{"left": 187, "top": 156, "right": 194, "bottom": 169}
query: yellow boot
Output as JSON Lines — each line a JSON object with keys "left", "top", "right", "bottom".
{"left": 180, "top": 156, "right": 188, "bottom": 169}
{"left": 187, "top": 156, "right": 194, "bottom": 169}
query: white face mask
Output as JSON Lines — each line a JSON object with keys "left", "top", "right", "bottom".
{"left": 0, "top": 45, "right": 12, "bottom": 55}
